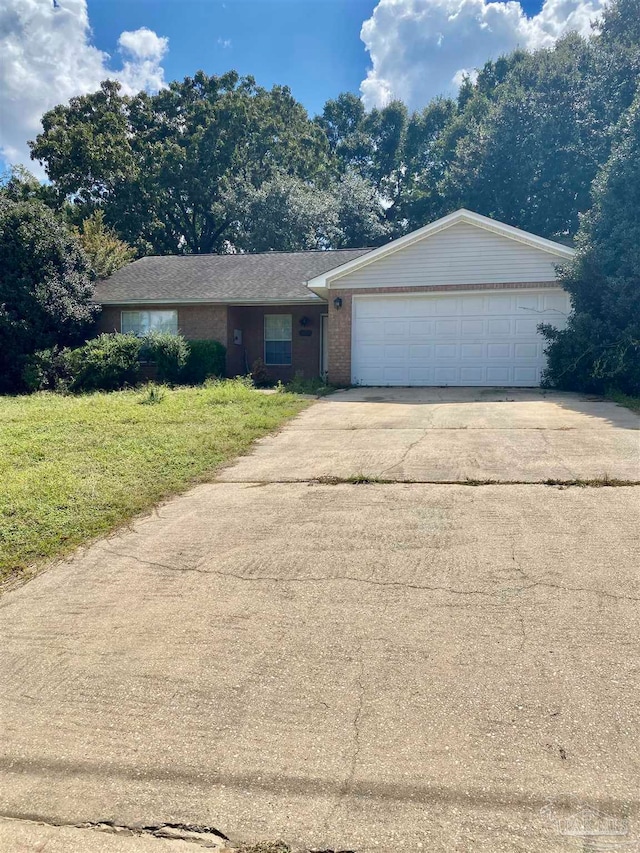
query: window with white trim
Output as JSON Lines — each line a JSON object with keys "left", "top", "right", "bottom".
{"left": 264, "top": 314, "right": 292, "bottom": 365}
{"left": 121, "top": 310, "right": 178, "bottom": 336}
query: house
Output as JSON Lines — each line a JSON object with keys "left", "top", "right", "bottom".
{"left": 94, "top": 209, "right": 575, "bottom": 387}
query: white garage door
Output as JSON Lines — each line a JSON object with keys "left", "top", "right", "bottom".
{"left": 351, "top": 290, "right": 570, "bottom": 387}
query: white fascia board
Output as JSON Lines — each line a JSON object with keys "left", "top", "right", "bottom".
{"left": 305, "top": 209, "right": 575, "bottom": 293}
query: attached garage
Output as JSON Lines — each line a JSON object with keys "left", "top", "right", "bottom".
{"left": 351, "top": 289, "right": 570, "bottom": 387}
{"left": 306, "top": 209, "right": 576, "bottom": 388}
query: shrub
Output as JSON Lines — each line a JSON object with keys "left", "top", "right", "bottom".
{"left": 181, "top": 339, "right": 226, "bottom": 384}
{"left": 140, "top": 331, "right": 189, "bottom": 384}
{"left": 0, "top": 197, "right": 97, "bottom": 392}
{"left": 22, "top": 347, "right": 74, "bottom": 393}
{"left": 66, "top": 333, "right": 141, "bottom": 391}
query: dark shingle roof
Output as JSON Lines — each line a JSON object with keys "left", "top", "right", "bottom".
{"left": 93, "top": 248, "right": 371, "bottom": 304}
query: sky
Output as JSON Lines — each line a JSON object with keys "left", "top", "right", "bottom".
{"left": 0, "top": 0, "right": 609, "bottom": 175}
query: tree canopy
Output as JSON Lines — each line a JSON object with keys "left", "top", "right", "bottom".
{"left": 0, "top": 196, "right": 97, "bottom": 392}
{"left": 541, "top": 88, "right": 640, "bottom": 394}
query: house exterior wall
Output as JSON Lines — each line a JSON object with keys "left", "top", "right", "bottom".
{"left": 227, "top": 303, "right": 326, "bottom": 381}
{"left": 329, "top": 222, "right": 564, "bottom": 290}
{"left": 98, "top": 303, "right": 229, "bottom": 346}
{"left": 327, "top": 282, "right": 560, "bottom": 386}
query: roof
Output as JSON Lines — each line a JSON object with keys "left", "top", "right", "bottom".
{"left": 93, "top": 248, "right": 371, "bottom": 305}
{"left": 306, "top": 209, "right": 575, "bottom": 293}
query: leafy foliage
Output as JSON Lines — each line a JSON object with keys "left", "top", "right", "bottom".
{"left": 181, "top": 339, "right": 227, "bottom": 384}
{"left": 64, "top": 333, "right": 142, "bottom": 392}
{"left": 0, "top": 197, "right": 97, "bottom": 392}
{"left": 541, "top": 89, "right": 640, "bottom": 394}
{"left": 31, "top": 73, "right": 330, "bottom": 255}
{"left": 75, "top": 210, "right": 136, "bottom": 279}
{"left": 139, "top": 331, "right": 189, "bottom": 384}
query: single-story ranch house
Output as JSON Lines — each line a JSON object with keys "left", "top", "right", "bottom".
{"left": 94, "top": 209, "right": 575, "bottom": 387}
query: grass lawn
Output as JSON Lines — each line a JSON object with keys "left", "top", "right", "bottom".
{"left": 610, "top": 391, "right": 640, "bottom": 412}
{"left": 0, "top": 380, "right": 309, "bottom": 582}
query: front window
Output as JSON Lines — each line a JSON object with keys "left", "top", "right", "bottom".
{"left": 264, "top": 314, "right": 292, "bottom": 365}
{"left": 121, "top": 310, "right": 178, "bottom": 336}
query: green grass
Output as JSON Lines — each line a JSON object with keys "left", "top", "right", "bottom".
{"left": 609, "top": 391, "right": 640, "bottom": 412}
{"left": 0, "top": 380, "right": 309, "bottom": 582}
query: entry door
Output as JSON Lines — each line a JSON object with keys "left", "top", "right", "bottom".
{"left": 321, "top": 314, "right": 329, "bottom": 376}
{"left": 351, "top": 290, "right": 569, "bottom": 387}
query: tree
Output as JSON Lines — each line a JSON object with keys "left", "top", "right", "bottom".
{"left": 76, "top": 210, "right": 135, "bottom": 278}
{"left": 540, "top": 90, "right": 640, "bottom": 394}
{"left": 236, "top": 173, "right": 391, "bottom": 252}
{"left": 30, "top": 72, "right": 330, "bottom": 255}
{"left": 237, "top": 174, "right": 341, "bottom": 252}
{"left": 0, "top": 198, "right": 97, "bottom": 392}
{"left": 437, "top": 34, "right": 604, "bottom": 239}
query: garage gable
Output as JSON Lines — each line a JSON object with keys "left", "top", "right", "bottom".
{"left": 307, "top": 210, "right": 575, "bottom": 294}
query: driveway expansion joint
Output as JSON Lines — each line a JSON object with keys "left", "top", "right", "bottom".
{"left": 216, "top": 478, "right": 640, "bottom": 487}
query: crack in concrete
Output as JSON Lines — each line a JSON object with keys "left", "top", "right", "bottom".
{"left": 0, "top": 815, "right": 230, "bottom": 849}
{"left": 321, "top": 647, "right": 366, "bottom": 834}
{"left": 378, "top": 431, "right": 427, "bottom": 478}
{"left": 100, "top": 550, "right": 640, "bottom": 604}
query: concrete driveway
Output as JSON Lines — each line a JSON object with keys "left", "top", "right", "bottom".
{"left": 220, "top": 387, "right": 640, "bottom": 483}
{"left": 1, "top": 389, "right": 639, "bottom": 852}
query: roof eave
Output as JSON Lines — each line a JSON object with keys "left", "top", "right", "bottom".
{"left": 95, "top": 296, "right": 327, "bottom": 306}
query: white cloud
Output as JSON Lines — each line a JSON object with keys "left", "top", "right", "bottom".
{"left": 0, "top": 0, "right": 168, "bottom": 172}
{"left": 360, "top": 0, "right": 608, "bottom": 110}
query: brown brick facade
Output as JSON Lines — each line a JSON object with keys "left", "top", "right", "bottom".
{"left": 227, "top": 303, "right": 326, "bottom": 382}
{"left": 98, "top": 303, "right": 228, "bottom": 346}
{"left": 326, "top": 281, "right": 560, "bottom": 386}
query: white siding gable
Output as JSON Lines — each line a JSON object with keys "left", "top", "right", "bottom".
{"left": 332, "top": 222, "right": 565, "bottom": 289}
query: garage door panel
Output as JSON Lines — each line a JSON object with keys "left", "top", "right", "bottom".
{"left": 382, "top": 320, "right": 408, "bottom": 337}
{"left": 487, "top": 319, "right": 512, "bottom": 336}
{"left": 460, "top": 319, "right": 484, "bottom": 336}
{"left": 383, "top": 345, "right": 408, "bottom": 360}
{"left": 434, "top": 343, "right": 458, "bottom": 359}
{"left": 434, "top": 319, "right": 458, "bottom": 336}
{"left": 461, "top": 344, "right": 483, "bottom": 359}
{"left": 460, "top": 367, "right": 485, "bottom": 383}
{"left": 514, "top": 342, "right": 539, "bottom": 358}
{"left": 409, "top": 320, "right": 435, "bottom": 336}
{"left": 351, "top": 290, "right": 568, "bottom": 387}
{"left": 409, "top": 345, "right": 434, "bottom": 360}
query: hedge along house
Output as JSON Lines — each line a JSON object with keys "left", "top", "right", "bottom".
{"left": 94, "top": 210, "right": 575, "bottom": 387}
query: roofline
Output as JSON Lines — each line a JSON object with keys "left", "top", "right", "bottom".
{"left": 305, "top": 209, "right": 575, "bottom": 292}
{"left": 95, "top": 297, "right": 326, "bottom": 306}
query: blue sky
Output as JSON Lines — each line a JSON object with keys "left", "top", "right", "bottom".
{"left": 2, "top": 0, "right": 603, "bottom": 173}
{"left": 86, "top": 0, "right": 543, "bottom": 117}
{"left": 87, "top": 0, "right": 381, "bottom": 117}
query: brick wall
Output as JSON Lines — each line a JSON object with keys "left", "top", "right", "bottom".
{"left": 327, "top": 281, "right": 559, "bottom": 386}
{"left": 227, "top": 303, "right": 326, "bottom": 381}
{"left": 97, "top": 304, "right": 228, "bottom": 347}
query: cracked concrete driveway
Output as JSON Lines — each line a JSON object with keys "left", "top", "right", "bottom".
{"left": 1, "top": 389, "right": 639, "bottom": 852}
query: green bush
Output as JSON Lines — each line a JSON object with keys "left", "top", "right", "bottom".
{"left": 181, "top": 339, "right": 226, "bottom": 384}
{"left": 140, "top": 331, "right": 189, "bottom": 384}
{"left": 22, "top": 347, "right": 73, "bottom": 392}
{"left": 66, "top": 333, "right": 141, "bottom": 391}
